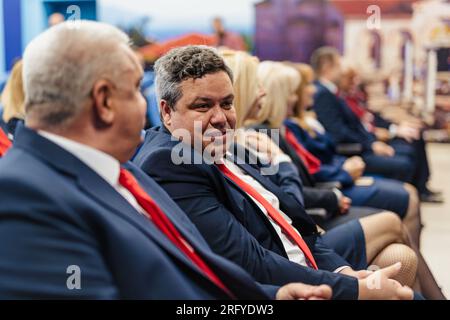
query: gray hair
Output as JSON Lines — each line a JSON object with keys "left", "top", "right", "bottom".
{"left": 154, "top": 45, "right": 233, "bottom": 110}
{"left": 23, "top": 20, "right": 131, "bottom": 127}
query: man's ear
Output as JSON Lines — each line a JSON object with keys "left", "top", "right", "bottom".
{"left": 160, "top": 100, "right": 173, "bottom": 126}
{"left": 92, "top": 80, "right": 115, "bottom": 125}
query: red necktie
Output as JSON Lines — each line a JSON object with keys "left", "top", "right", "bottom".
{"left": 119, "top": 168, "right": 235, "bottom": 298}
{"left": 284, "top": 127, "right": 321, "bottom": 175}
{"left": 0, "top": 128, "right": 12, "bottom": 157}
{"left": 216, "top": 163, "right": 318, "bottom": 270}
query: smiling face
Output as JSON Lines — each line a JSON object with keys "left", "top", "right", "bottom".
{"left": 161, "top": 71, "right": 236, "bottom": 158}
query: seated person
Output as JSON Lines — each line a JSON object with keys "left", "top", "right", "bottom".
{"left": 222, "top": 51, "right": 391, "bottom": 231}
{"left": 310, "top": 47, "right": 419, "bottom": 188}
{"left": 339, "top": 67, "right": 442, "bottom": 203}
{"left": 253, "top": 61, "right": 443, "bottom": 300}
{"left": 280, "top": 63, "right": 421, "bottom": 247}
{"left": 134, "top": 45, "right": 417, "bottom": 300}
{"left": 219, "top": 51, "right": 375, "bottom": 228}
{"left": 0, "top": 21, "right": 335, "bottom": 301}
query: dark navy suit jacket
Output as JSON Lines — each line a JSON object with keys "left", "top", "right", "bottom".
{"left": 0, "top": 126, "right": 275, "bottom": 299}
{"left": 248, "top": 123, "right": 341, "bottom": 215}
{"left": 133, "top": 126, "right": 359, "bottom": 300}
{"left": 313, "top": 81, "right": 376, "bottom": 152}
{"left": 283, "top": 119, "right": 378, "bottom": 205}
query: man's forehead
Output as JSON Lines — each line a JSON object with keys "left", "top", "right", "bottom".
{"left": 121, "top": 45, "right": 144, "bottom": 76}
{"left": 180, "top": 72, "right": 233, "bottom": 94}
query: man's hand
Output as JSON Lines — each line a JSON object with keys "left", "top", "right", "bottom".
{"left": 241, "top": 131, "right": 285, "bottom": 161}
{"left": 276, "top": 283, "right": 332, "bottom": 300}
{"left": 339, "top": 196, "right": 352, "bottom": 215}
{"left": 343, "top": 156, "right": 366, "bottom": 181}
{"left": 401, "top": 120, "right": 423, "bottom": 130}
{"left": 372, "top": 141, "right": 395, "bottom": 157}
{"left": 374, "top": 128, "right": 390, "bottom": 142}
{"left": 358, "top": 263, "right": 414, "bottom": 300}
{"left": 396, "top": 123, "right": 420, "bottom": 143}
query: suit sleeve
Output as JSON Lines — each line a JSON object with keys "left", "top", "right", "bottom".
{"left": 313, "top": 163, "right": 354, "bottom": 188}
{"left": 0, "top": 179, "right": 119, "bottom": 299}
{"left": 268, "top": 161, "right": 305, "bottom": 207}
{"left": 138, "top": 149, "right": 359, "bottom": 299}
{"left": 313, "top": 92, "right": 373, "bottom": 151}
{"left": 303, "top": 187, "right": 339, "bottom": 216}
{"left": 373, "top": 112, "right": 392, "bottom": 129}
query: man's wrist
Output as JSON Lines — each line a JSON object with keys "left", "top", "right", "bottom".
{"left": 332, "top": 188, "right": 343, "bottom": 202}
{"left": 389, "top": 124, "right": 398, "bottom": 138}
{"left": 271, "top": 154, "right": 292, "bottom": 165}
{"left": 335, "top": 266, "right": 351, "bottom": 274}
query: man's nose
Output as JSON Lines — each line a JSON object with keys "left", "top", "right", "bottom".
{"left": 210, "top": 105, "right": 227, "bottom": 127}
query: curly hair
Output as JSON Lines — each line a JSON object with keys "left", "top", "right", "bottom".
{"left": 154, "top": 45, "right": 233, "bottom": 109}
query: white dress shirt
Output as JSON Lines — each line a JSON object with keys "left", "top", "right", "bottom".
{"left": 305, "top": 116, "right": 326, "bottom": 135}
{"left": 319, "top": 78, "right": 338, "bottom": 95}
{"left": 222, "top": 156, "right": 309, "bottom": 267}
{"left": 222, "top": 155, "right": 349, "bottom": 273}
{"left": 38, "top": 131, "right": 147, "bottom": 216}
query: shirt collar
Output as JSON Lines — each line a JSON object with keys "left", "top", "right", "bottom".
{"left": 319, "top": 78, "right": 338, "bottom": 95}
{"left": 38, "top": 130, "right": 121, "bottom": 186}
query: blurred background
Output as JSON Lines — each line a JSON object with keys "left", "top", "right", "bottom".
{"left": 0, "top": 0, "right": 448, "bottom": 136}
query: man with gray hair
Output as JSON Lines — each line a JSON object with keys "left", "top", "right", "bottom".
{"left": 0, "top": 20, "right": 334, "bottom": 300}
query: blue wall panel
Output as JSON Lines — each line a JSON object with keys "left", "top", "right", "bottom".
{"left": 3, "top": 0, "right": 22, "bottom": 71}
{"left": 0, "top": 0, "right": 5, "bottom": 75}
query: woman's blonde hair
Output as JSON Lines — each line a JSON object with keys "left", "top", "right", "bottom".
{"left": 286, "top": 62, "right": 317, "bottom": 137}
{"left": 256, "top": 61, "right": 300, "bottom": 129}
{"left": 1, "top": 60, "right": 25, "bottom": 123}
{"left": 220, "top": 49, "right": 259, "bottom": 129}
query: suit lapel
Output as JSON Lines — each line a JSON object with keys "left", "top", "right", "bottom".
{"left": 125, "top": 164, "right": 215, "bottom": 253}
{"left": 124, "top": 165, "right": 268, "bottom": 299}
{"left": 76, "top": 165, "right": 227, "bottom": 283}
{"left": 230, "top": 152, "right": 301, "bottom": 211}
{"left": 14, "top": 126, "right": 219, "bottom": 286}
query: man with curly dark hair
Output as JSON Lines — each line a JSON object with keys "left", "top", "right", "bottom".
{"left": 134, "top": 45, "right": 415, "bottom": 300}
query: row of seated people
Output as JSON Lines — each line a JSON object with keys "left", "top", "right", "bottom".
{"left": 0, "top": 21, "right": 446, "bottom": 300}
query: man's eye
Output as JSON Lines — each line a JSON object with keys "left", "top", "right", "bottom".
{"left": 221, "top": 102, "right": 233, "bottom": 109}
{"left": 195, "top": 104, "right": 210, "bottom": 109}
